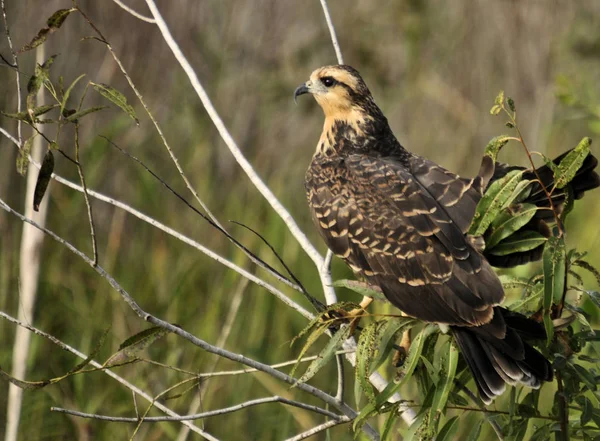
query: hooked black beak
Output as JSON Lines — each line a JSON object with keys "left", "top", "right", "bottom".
{"left": 294, "top": 83, "right": 310, "bottom": 104}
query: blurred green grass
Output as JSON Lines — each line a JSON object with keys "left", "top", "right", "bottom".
{"left": 1, "top": 1, "right": 600, "bottom": 439}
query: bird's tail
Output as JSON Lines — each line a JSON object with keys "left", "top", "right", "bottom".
{"left": 452, "top": 307, "right": 553, "bottom": 404}
{"left": 485, "top": 150, "right": 600, "bottom": 267}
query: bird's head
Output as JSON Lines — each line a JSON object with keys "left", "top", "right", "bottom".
{"left": 294, "top": 65, "right": 376, "bottom": 119}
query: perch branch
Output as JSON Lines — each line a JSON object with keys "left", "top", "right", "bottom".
{"left": 0, "top": 200, "right": 380, "bottom": 441}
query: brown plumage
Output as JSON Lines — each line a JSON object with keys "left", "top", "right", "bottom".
{"left": 295, "top": 65, "right": 600, "bottom": 403}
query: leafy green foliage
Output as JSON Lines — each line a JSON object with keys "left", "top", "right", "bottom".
{"left": 91, "top": 82, "right": 139, "bottom": 124}
{"left": 33, "top": 150, "right": 54, "bottom": 211}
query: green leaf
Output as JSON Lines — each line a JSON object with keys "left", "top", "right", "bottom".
{"left": 16, "top": 135, "right": 36, "bottom": 176}
{"left": 68, "top": 328, "right": 109, "bottom": 374}
{"left": 504, "top": 179, "right": 533, "bottom": 207}
{"left": 297, "top": 325, "right": 351, "bottom": 385}
{"left": 466, "top": 419, "right": 484, "bottom": 441}
{"left": 47, "top": 8, "right": 76, "bottom": 28}
{"left": 469, "top": 170, "right": 524, "bottom": 236}
{"left": 428, "top": 340, "right": 458, "bottom": 423}
{"left": 577, "top": 396, "right": 594, "bottom": 425}
{"left": 487, "top": 230, "right": 547, "bottom": 256}
{"left": 484, "top": 135, "right": 510, "bottom": 161}
{"left": 27, "top": 55, "right": 56, "bottom": 95}
{"left": 374, "top": 325, "right": 435, "bottom": 408}
{"left": 508, "top": 288, "right": 543, "bottom": 313}
{"left": 543, "top": 236, "right": 566, "bottom": 308}
{"left": 381, "top": 403, "right": 400, "bottom": 441}
{"left": 91, "top": 82, "right": 139, "bottom": 124}
{"left": 18, "top": 9, "right": 75, "bottom": 52}
{"left": 499, "top": 274, "right": 533, "bottom": 291}
{"left": 289, "top": 322, "right": 329, "bottom": 378}
{"left": 507, "top": 97, "right": 516, "bottom": 112}
{"left": 33, "top": 150, "right": 54, "bottom": 212}
{"left": 60, "top": 74, "right": 86, "bottom": 115}
{"left": 486, "top": 203, "right": 539, "bottom": 249}
{"left": 2, "top": 104, "right": 59, "bottom": 122}
{"left": 436, "top": 416, "right": 460, "bottom": 441}
{"left": 572, "top": 260, "right": 600, "bottom": 287}
{"left": 353, "top": 326, "right": 435, "bottom": 433}
{"left": 356, "top": 322, "right": 379, "bottom": 406}
{"left": 331, "top": 279, "right": 388, "bottom": 302}
{"left": 370, "top": 317, "right": 416, "bottom": 373}
{"left": 554, "top": 137, "right": 592, "bottom": 189}
{"left": 65, "top": 106, "right": 107, "bottom": 122}
{"left": 572, "top": 363, "right": 597, "bottom": 391}
{"left": 495, "top": 90, "right": 505, "bottom": 105}
{"left": 105, "top": 326, "right": 169, "bottom": 366}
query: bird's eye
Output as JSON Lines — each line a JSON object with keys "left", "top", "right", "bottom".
{"left": 321, "top": 76, "right": 336, "bottom": 87}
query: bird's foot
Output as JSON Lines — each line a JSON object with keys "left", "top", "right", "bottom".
{"left": 393, "top": 329, "right": 412, "bottom": 367}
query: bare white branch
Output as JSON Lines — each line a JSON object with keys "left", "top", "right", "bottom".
{"left": 51, "top": 396, "right": 342, "bottom": 422}
{"left": 111, "top": 0, "right": 155, "bottom": 23}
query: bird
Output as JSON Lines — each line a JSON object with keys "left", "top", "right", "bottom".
{"left": 295, "top": 64, "right": 600, "bottom": 403}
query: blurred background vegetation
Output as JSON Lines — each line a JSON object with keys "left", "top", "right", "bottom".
{"left": 1, "top": 0, "right": 600, "bottom": 440}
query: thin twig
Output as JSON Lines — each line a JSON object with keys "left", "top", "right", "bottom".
{"left": 102, "top": 136, "right": 309, "bottom": 298}
{"left": 284, "top": 417, "right": 351, "bottom": 441}
{"left": 143, "top": 0, "right": 338, "bottom": 305}
{"left": 0, "top": 311, "right": 218, "bottom": 440}
{"left": 74, "top": 6, "right": 222, "bottom": 231}
{"left": 74, "top": 124, "right": 98, "bottom": 265}
{"left": 111, "top": 0, "right": 155, "bottom": 23}
{"left": 318, "top": 0, "right": 344, "bottom": 64}
{"left": 51, "top": 396, "right": 343, "bottom": 422}
{"left": 0, "top": 200, "right": 380, "bottom": 441}
{"left": 1, "top": 0, "right": 22, "bottom": 145}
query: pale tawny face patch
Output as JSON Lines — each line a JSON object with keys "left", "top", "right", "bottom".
{"left": 307, "top": 66, "right": 362, "bottom": 119}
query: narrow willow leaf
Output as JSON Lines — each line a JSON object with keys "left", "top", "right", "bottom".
{"left": 2, "top": 104, "right": 59, "bottom": 122}
{"left": 105, "top": 326, "right": 169, "bottom": 366}
{"left": 572, "top": 259, "right": 600, "bottom": 286}
{"left": 488, "top": 230, "right": 547, "bottom": 256}
{"left": 469, "top": 170, "right": 524, "bottom": 236}
{"left": 373, "top": 325, "right": 435, "bottom": 408}
{"left": 466, "top": 419, "right": 484, "bottom": 441}
{"left": 543, "top": 236, "right": 566, "bottom": 308}
{"left": 428, "top": 341, "right": 458, "bottom": 423}
{"left": 16, "top": 135, "right": 36, "bottom": 176}
{"left": 298, "top": 324, "right": 351, "bottom": 384}
{"left": 91, "top": 82, "right": 139, "bottom": 124}
{"left": 33, "top": 150, "right": 54, "bottom": 211}
{"left": 436, "top": 416, "right": 460, "bottom": 441}
{"left": 0, "top": 367, "right": 51, "bottom": 390}
{"left": 356, "top": 322, "right": 379, "bottom": 406}
{"left": 554, "top": 137, "right": 592, "bottom": 189}
{"left": 504, "top": 179, "right": 533, "bottom": 207}
{"left": 499, "top": 274, "right": 532, "bottom": 291}
{"left": 572, "top": 363, "right": 597, "bottom": 391}
{"left": 576, "top": 396, "right": 593, "bottom": 425}
{"left": 495, "top": 90, "right": 505, "bottom": 105}
{"left": 46, "top": 8, "right": 76, "bottom": 28}
{"left": 60, "top": 74, "right": 86, "bottom": 114}
{"left": 370, "top": 317, "right": 416, "bottom": 373}
{"left": 331, "top": 279, "right": 388, "bottom": 302}
{"left": 508, "top": 288, "right": 543, "bottom": 313}
{"left": 484, "top": 135, "right": 510, "bottom": 161}
{"left": 68, "top": 328, "right": 109, "bottom": 374}
{"left": 486, "top": 203, "right": 538, "bottom": 249}
{"left": 65, "top": 106, "right": 107, "bottom": 122}
{"left": 289, "top": 322, "right": 329, "bottom": 379}
{"left": 381, "top": 404, "right": 400, "bottom": 441}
